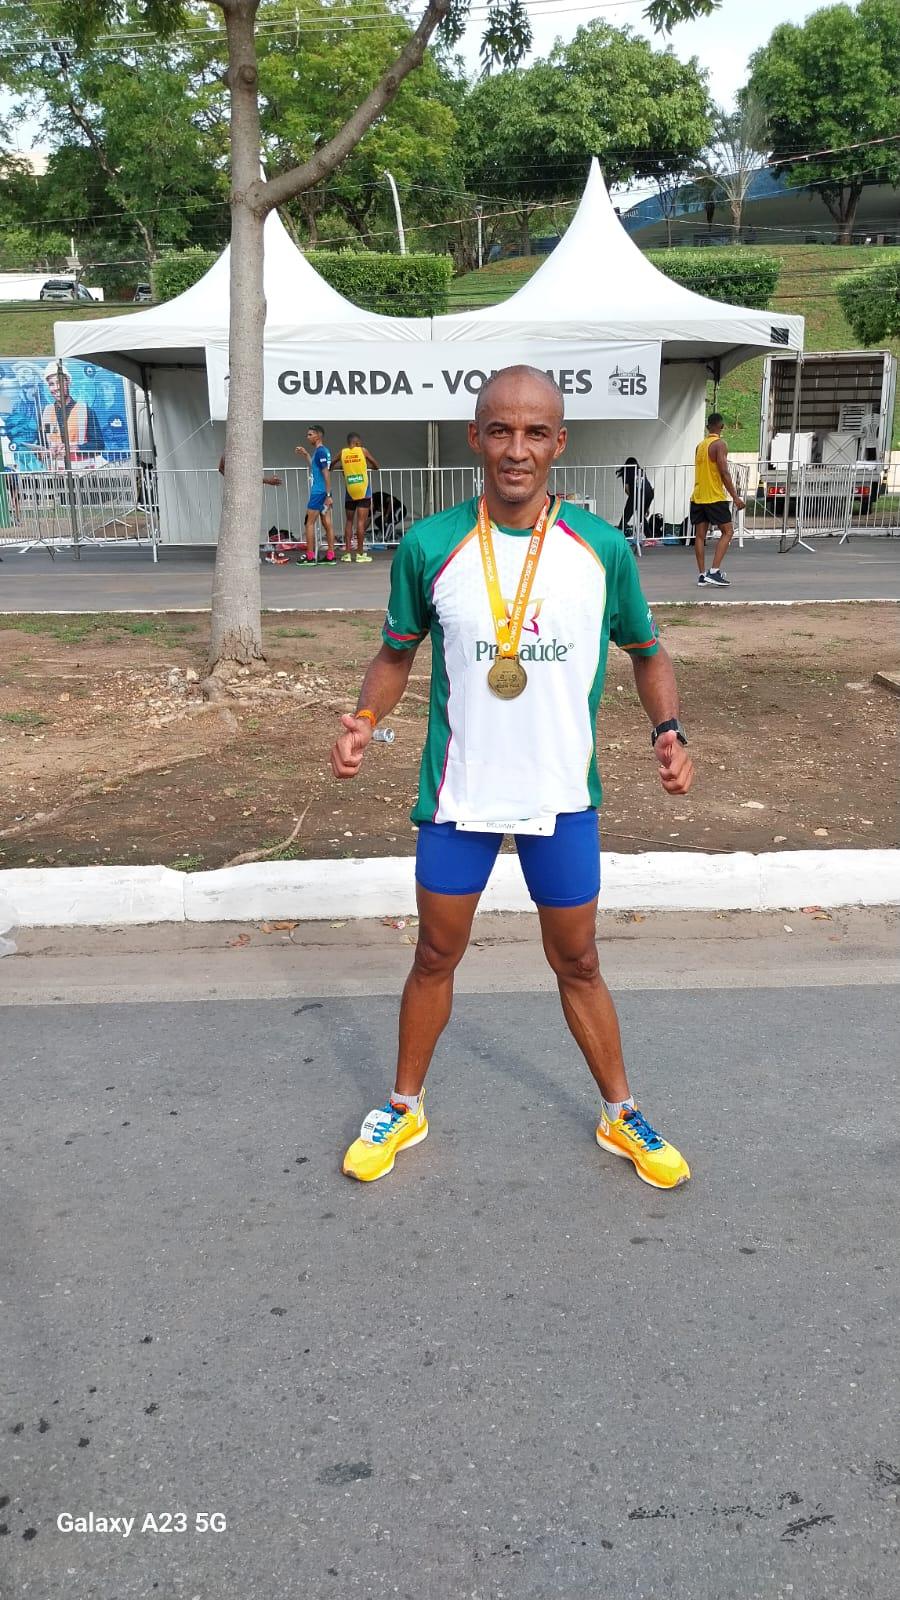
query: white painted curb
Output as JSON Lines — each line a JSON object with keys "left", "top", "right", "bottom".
{"left": 1, "top": 849, "right": 897, "bottom": 928}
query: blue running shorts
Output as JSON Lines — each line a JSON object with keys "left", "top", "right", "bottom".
{"left": 307, "top": 491, "right": 328, "bottom": 513}
{"left": 415, "top": 810, "right": 600, "bottom": 908}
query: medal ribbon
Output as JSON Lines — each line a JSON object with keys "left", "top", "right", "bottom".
{"left": 476, "top": 495, "right": 554, "bottom": 659}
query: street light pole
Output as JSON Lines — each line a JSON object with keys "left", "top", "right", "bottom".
{"left": 384, "top": 170, "right": 407, "bottom": 256}
{"left": 475, "top": 205, "right": 483, "bottom": 269}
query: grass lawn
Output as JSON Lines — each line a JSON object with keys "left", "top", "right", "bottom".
{"left": 449, "top": 244, "right": 900, "bottom": 450}
{"left": 0, "top": 300, "right": 133, "bottom": 357}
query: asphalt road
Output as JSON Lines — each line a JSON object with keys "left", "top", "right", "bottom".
{"left": 1, "top": 918, "right": 897, "bottom": 1599}
{"left": 2, "top": 537, "right": 899, "bottom": 612}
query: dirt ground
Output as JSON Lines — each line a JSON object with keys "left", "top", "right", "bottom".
{"left": 0, "top": 605, "right": 896, "bottom": 872}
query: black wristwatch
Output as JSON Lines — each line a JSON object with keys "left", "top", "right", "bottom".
{"left": 651, "top": 718, "right": 688, "bottom": 747}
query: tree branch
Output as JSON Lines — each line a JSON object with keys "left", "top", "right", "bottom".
{"left": 257, "top": 0, "right": 451, "bottom": 213}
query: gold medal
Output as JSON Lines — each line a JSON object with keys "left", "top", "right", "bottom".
{"left": 487, "top": 653, "right": 528, "bottom": 700}
{"left": 476, "top": 495, "right": 556, "bottom": 702}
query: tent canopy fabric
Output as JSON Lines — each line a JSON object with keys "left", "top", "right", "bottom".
{"left": 434, "top": 161, "right": 803, "bottom": 375}
{"left": 55, "top": 209, "right": 425, "bottom": 378}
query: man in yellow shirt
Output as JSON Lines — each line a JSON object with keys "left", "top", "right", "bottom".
{"left": 689, "top": 412, "right": 745, "bottom": 588}
{"left": 336, "top": 432, "right": 379, "bottom": 563}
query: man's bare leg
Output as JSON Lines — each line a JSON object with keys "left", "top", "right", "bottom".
{"left": 321, "top": 508, "right": 335, "bottom": 556}
{"left": 304, "top": 511, "right": 317, "bottom": 561}
{"left": 711, "top": 522, "right": 734, "bottom": 569}
{"left": 537, "top": 899, "right": 630, "bottom": 1101}
{"left": 693, "top": 522, "right": 708, "bottom": 575}
{"left": 394, "top": 886, "right": 480, "bottom": 1096}
{"left": 356, "top": 505, "right": 370, "bottom": 556}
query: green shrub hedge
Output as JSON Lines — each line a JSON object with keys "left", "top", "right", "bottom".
{"left": 308, "top": 251, "right": 453, "bottom": 316}
{"left": 646, "top": 250, "right": 779, "bottom": 309}
{"left": 152, "top": 247, "right": 218, "bottom": 302}
{"left": 837, "top": 260, "right": 900, "bottom": 344}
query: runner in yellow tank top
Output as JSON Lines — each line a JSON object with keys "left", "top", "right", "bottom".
{"left": 335, "top": 432, "right": 379, "bottom": 563}
{"left": 689, "top": 412, "right": 745, "bottom": 588}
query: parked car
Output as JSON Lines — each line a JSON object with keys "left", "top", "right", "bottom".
{"left": 133, "top": 283, "right": 152, "bottom": 304}
{"left": 38, "top": 278, "right": 98, "bottom": 302}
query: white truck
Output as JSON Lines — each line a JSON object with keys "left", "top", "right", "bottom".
{"left": 758, "top": 349, "right": 896, "bottom": 515}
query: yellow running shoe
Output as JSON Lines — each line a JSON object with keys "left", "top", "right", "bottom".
{"left": 343, "top": 1096, "right": 428, "bottom": 1182}
{"left": 595, "top": 1104, "right": 690, "bottom": 1189}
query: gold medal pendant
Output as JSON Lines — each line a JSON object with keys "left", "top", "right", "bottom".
{"left": 487, "top": 652, "right": 528, "bottom": 700}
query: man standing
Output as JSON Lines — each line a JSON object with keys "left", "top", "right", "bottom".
{"left": 336, "top": 432, "right": 379, "bottom": 563}
{"left": 330, "top": 366, "right": 694, "bottom": 1191}
{"left": 689, "top": 411, "right": 745, "bottom": 587}
{"left": 295, "top": 424, "right": 335, "bottom": 563}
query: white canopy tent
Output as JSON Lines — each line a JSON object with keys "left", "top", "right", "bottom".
{"left": 55, "top": 161, "right": 803, "bottom": 540}
{"left": 432, "top": 160, "right": 804, "bottom": 499}
{"left": 55, "top": 210, "right": 430, "bottom": 540}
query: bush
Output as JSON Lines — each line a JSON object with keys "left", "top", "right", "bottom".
{"left": 307, "top": 251, "right": 453, "bottom": 316}
{"left": 152, "top": 247, "right": 218, "bottom": 302}
{"left": 647, "top": 249, "right": 779, "bottom": 309}
{"left": 837, "top": 261, "right": 900, "bottom": 344}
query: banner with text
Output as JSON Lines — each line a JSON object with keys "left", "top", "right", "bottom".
{"left": 205, "top": 340, "right": 661, "bottom": 423}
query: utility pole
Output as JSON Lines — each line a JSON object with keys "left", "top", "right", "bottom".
{"left": 475, "top": 205, "right": 483, "bottom": 269}
{"left": 384, "top": 171, "right": 407, "bottom": 256}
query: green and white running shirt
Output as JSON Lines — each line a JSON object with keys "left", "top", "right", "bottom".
{"left": 383, "top": 496, "right": 659, "bottom": 826}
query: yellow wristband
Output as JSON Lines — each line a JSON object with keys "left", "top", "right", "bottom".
{"left": 356, "top": 708, "right": 377, "bottom": 728}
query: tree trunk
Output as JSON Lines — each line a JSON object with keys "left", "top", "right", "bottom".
{"left": 519, "top": 210, "right": 531, "bottom": 256}
{"left": 664, "top": 213, "right": 673, "bottom": 248}
{"left": 821, "top": 182, "right": 863, "bottom": 244}
{"left": 730, "top": 196, "right": 741, "bottom": 243}
{"left": 209, "top": 0, "right": 267, "bottom": 672}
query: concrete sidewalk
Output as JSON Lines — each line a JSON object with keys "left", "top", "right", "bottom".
{"left": 2, "top": 536, "right": 899, "bottom": 611}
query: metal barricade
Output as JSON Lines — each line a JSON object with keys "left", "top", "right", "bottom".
{"left": 0, "top": 451, "right": 158, "bottom": 557}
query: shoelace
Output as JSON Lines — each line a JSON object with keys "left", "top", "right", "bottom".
{"left": 369, "top": 1100, "right": 407, "bottom": 1145}
{"left": 621, "top": 1106, "right": 665, "bottom": 1151}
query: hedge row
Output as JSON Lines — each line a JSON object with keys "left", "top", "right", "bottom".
{"left": 647, "top": 250, "right": 779, "bottom": 310}
{"left": 308, "top": 251, "right": 453, "bottom": 315}
{"left": 152, "top": 247, "right": 218, "bottom": 302}
{"left": 837, "top": 260, "right": 900, "bottom": 344}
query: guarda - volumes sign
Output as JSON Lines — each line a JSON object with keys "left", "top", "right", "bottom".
{"left": 205, "top": 341, "right": 661, "bottom": 422}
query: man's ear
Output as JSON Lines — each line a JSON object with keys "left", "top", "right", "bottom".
{"left": 467, "top": 421, "right": 482, "bottom": 455}
{"left": 553, "top": 426, "right": 568, "bottom": 462}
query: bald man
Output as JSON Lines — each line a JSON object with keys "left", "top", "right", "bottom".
{"left": 330, "top": 366, "right": 694, "bottom": 1192}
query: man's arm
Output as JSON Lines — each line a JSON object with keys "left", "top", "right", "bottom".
{"left": 295, "top": 443, "right": 310, "bottom": 461}
{"left": 322, "top": 461, "right": 332, "bottom": 498}
{"left": 364, "top": 448, "right": 380, "bottom": 470}
{"left": 710, "top": 439, "right": 745, "bottom": 509}
{"left": 330, "top": 643, "right": 419, "bottom": 779}
{"left": 630, "top": 645, "right": 694, "bottom": 796}
{"left": 217, "top": 454, "right": 225, "bottom": 476}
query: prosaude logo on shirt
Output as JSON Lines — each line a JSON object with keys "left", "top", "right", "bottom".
{"left": 475, "top": 638, "right": 570, "bottom": 662}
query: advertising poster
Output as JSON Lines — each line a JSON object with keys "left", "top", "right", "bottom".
{"left": 0, "top": 357, "right": 133, "bottom": 471}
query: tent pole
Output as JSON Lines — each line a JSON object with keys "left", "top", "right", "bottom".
{"left": 779, "top": 351, "right": 809, "bottom": 554}
{"left": 425, "top": 420, "right": 438, "bottom": 516}
{"left": 140, "top": 364, "right": 161, "bottom": 563}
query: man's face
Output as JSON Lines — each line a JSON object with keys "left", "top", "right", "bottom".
{"left": 468, "top": 374, "right": 567, "bottom": 507}
{"left": 307, "top": 429, "right": 320, "bottom": 447}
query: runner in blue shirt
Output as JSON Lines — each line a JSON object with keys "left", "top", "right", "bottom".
{"left": 295, "top": 424, "right": 335, "bottom": 564}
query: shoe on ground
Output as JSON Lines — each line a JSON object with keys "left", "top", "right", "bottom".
{"left": 697, "top": 572, "right": 708, "bottom": 586}
{"left": 706, "top": 569, "right": 730, "bottom": 586}
{"left": 324, "top": 550, "right": 336, "bottom": 563}
{"left": 595, "top": 1104, "right": 690, "bottom": 1189}
{"left": 296, "top": 552, "right": 313, "bottom": 564}
{"left": 340, "top": 552, "right": 353, "bottom": 562}
{"left": 356, "top": 552, "right": 373, "bottom": 563}
{"left": 265, "top": 552, "right": 289, "bottom": 565}
{"left": 343, "top": 1097, "right": 428, "bottom": 1182}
